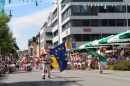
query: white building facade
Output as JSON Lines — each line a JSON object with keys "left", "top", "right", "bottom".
{"left": 47, "top": 0, "right": 130, "bottom": 50}
{"left": 40, "top": 22, "right": 54, "bottom": 50}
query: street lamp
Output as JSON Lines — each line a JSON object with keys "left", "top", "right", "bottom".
{"left": 100, "top": 18, "right": 102, "bottom": 38}
{"left": 4, "top": 10, "right": 13, "bottom": 18}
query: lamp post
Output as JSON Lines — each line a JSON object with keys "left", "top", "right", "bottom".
{"left": 4, "top": 10, "right": 13, "bottom": 18}
{"left": 100, "top": 18, "right": 102, "bottom": 38}
{"left": 126, "top": 4, "right": 129, "bottom": 31}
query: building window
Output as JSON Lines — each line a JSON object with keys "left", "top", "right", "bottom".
{"left": 62, "top": 8, "right": 71, "bottom": 21}
{"left": 53, "top": 9, "right": 57, "bottom": 20}
{"left": 54, "top": 41, "right": 58, "bottom": 47}
{"left": 108, "top": 19, "right": 116, "bottom": 26}
{"left": 82, "top": 5, "right": 89, "bottom": 15}
{"left": 82, "top": 20, "right": 90, "bottom": 26}
{"left": 74, "top": 34, "right": 82, "bottom": 41}
{"left": 98, "top": 0, "right": 107, "bottom": 1}
{"left": 62, "top": 21, "right": 71, "bottom": 31}
{"left": 91, "top": 34, "right": 101, "bottom": 40}
{"left": 128, "top": 6, "right": 130, "bottom": 12}
{"left": 107, "top": 6, "right": 115, "bottom": 13}
{"left": 73, "top": 5, "right": 81, "bottom": 15}
{"left": 99, "top": 6, "right": 107, "bottom": 13}
{"left": 53, "top": 30, "right": 58, "bottom": 37}
{"left": 116, "top": 19, "right": 126, "bottom": 26}
{"left": 52, "top": 20, "right": 58, "bottom": 27}
{"left": 90, "top": 20, "right": 99, "bottom": 26}
{"left": 46, "top": 41, "right": 53, "bottom": 46}
{"left": 116, "top": 5, "right": 126, "bottom": 13}
{"left": 82, "top": 34, "right": 91, "bottom": 41}
{"left": 90, "top": 6, "right": 98, "bottom": 15}
{"left": 46, "top": 32, "right": 53, "bottom": 38}
{"left": 102, "top": 20, "right": 108, "bottom": 26}
{"left": 90, "top": 0, "right": 98, "bottom": 2}
{"left": 48, "top": 16, "right": 51, "bottom": 23}
{"left": 73, "top": 20, "right": 81, "bottom": 27}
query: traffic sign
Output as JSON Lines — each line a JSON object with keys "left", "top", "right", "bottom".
{"left": 66, "top": 42, "right": 71, "bottom": 49}
{"left": 71, "top": 38, "right": 76, "bottom": 49}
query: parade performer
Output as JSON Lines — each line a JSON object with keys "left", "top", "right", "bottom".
{"left": 5, "top": 54, "right": 13, "bottom": 73}
{"left": 73, "top": 53, "right": 78, "bottom": 70}
{"left": 16, "top": 60, "right": 20, "bottom": 70}
{"left": 87, "top": 53, "right": 94, "bottom": 70}
{"left": 21, "top": 53, "right": 30, "bottom": 72}
{"left": 41, "top": 44, "right": 52, "bottom": 79}
{"left": 39, "top": 55, "right": 43, "bottom": 70}
{"left": 67, "top": 56, "right": 71, "bottom": 70}
{"left": 34, "top": 57, "right": 39, "bottom": 69}
{"left": 97, "top": 57, "right": 103, "bottom": 74}
{"left": 97, "top": 47, "right": 106, "bottom": 57}
{"left": 70, "top": 54, "right": 74, "bottom": 69}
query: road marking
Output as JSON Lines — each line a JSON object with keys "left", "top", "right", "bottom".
{"left": 68, "top": 71, "right": 130, "bottom": 81}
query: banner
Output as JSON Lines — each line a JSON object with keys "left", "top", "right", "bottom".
{"left": 0, "top": 0, "right": 5, "bottom": 14}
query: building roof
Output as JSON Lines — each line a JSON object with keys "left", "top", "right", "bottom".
{"left": 41, "top": 22, "right": 48, "bottom": 29}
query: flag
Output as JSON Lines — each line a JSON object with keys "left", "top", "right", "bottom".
{"left": 0, "top": 0, "right": 5, "bottom": 14}
{"left": 51, "top": 56, "right": 58, "bottom": 69}
{"left": 87, "top": 49, "right": 108, "bottom": 68}
{"left": 50, "top": 42, "right": 67, "bottom": 72}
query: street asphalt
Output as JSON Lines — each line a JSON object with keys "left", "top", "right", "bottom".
{"left": 0, "top": 68, "right": 130, "bottom": 86}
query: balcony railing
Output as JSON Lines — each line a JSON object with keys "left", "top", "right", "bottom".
{"left": 46, "top": 35, "right": 53, "bottom": 38}
{"left": 46, "top": 44, "right": 53, "bottom": 46}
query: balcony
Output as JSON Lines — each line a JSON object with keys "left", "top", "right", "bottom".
{"left": 46, "top": 44, "right": 53, "bottom": 46}
{"left": 46, "top": 35, "right": 53, "bottom": 38}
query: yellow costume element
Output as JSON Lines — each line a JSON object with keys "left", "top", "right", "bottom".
{"left": 51, "top": 56, "right": 58, "bottom": 69}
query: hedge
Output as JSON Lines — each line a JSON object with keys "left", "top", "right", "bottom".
{"left": 85, "top": 60, "right": 130, "bottom": 71}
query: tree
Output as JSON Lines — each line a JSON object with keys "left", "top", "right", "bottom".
{"left": 0, "top": 13, "right": 19, "bottom": 56}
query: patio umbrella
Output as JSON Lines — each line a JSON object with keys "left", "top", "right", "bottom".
{"left": 119, "top": 30, "right": 130, "bottom": 39}
{"left": 79, "top": 44, "right": 86, "bottom": 50}
{"left": 107, "top": 32, "right": 129, "bottom": 43}
{"left": 85, "top": 40, "right": 97, "bottom": 47}
{"left": 98, "top": 35, "right": 114, "bottom": 44}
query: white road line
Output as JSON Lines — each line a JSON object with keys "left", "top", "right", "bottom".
{"left": 68, "top": 71, "right": 130, "bottom": 81}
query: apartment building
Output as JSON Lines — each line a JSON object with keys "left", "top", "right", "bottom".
{"left": 40, "top": 22, "right": 54, "bottom": 50}
{"left": 46, "top": 0, "right": 130, "bottom": 51}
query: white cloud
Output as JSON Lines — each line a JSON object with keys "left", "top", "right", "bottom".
{"left": 5, "top": 3, "right": 32, "bottom": 8}
{"left": 9, "top": 7, "right": 51, "bottom": 51}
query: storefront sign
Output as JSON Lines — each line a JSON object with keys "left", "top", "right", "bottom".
{"left": 83, "top": 28, "right": 91, "bottom": 32}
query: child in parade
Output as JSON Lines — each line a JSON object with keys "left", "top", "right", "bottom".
{"left": 16, "top": 60, "right": 20, "bottom": 70}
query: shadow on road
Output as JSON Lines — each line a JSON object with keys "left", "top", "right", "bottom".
{"left": 0, "top": 74, "right": 9, "bottom": 81}
{"left": 0, "top": 80, "right": 82, "bottom": 86}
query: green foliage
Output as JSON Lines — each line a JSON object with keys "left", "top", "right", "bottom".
{"left": 85, "top": 61, "right": 130, "bottom": 71}
{"left": 0, "top": 14, "right": 19, "bottom": 55}
{"left": 113, "top": 60, "right": 130, "bottom": 71}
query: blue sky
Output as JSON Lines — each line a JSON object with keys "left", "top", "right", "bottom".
{"left": 4, "top": 0, "right": 56, "bottom": 51}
